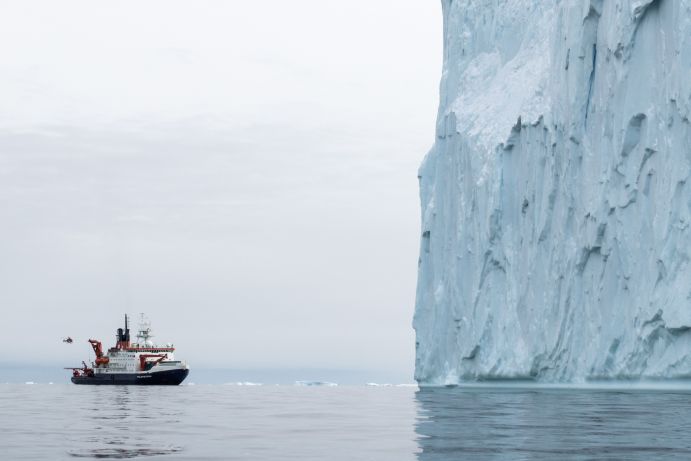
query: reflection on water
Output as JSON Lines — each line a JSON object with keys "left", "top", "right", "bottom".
{"left": 67, "top": 386, "right": 184, "bottom": 459}
{"left": 68, "top": 447, "right": 182, "bottom": 459}
{"left": 415, "top": 386, "right": 691, "bottom": 460}
{"left": 2, "top": 384, "right": 419, "bottom": 460}
{"left": 6, "top": 383, "right": 691, "bottom": 459}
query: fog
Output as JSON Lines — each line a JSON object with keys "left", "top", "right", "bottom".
{"left": 0, "top": 0, "right": 441, "bottom": 379}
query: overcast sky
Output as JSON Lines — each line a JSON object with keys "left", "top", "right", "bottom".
{"left": 0, "top": 0, "right": 441, "bottom": 380}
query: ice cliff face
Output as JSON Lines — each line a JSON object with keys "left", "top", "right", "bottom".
{"left": 414, "top": 0, "right": 691, "bottom": 384}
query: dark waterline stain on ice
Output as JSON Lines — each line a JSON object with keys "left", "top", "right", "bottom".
{"left": 585, "top": 43, "right": 597, "bottom": 126}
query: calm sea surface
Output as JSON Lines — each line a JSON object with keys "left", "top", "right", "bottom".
{"left": 2, "top": 383, "right": 691, "bottom": 460}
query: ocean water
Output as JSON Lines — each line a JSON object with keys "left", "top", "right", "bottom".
{"left": 3, "top": 383, "right": 691, "bottom": 460}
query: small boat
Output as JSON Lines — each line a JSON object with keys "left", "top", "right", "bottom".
{"left": 68, "top": 314, "right": 189, "bottom": 385}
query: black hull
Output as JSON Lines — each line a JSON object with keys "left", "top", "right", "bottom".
{"left": 71, "top": 368, "right": 189, "bottom": 385}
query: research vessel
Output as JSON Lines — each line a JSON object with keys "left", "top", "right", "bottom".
{"left": 69, "top": 314, "right": 189, "bottom": 385}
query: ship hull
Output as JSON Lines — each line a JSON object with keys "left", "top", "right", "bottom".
{"left": 71, "top": 368, "right": 189, "bottom": 385}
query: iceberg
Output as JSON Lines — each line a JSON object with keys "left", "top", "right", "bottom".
{"left": 414, "top": 0, "right": 691, "bottom": 384}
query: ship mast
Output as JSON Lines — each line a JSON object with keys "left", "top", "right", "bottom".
{"left": 136, "top": 313, "right": 153, "bottom": 346}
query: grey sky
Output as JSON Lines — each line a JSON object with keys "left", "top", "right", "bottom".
{"left": 0, "top": 1, "right": 441, "bottom": 378}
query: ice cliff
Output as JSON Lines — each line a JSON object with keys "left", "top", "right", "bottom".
{"left": 414, "top": 0, "right": 691, "bottom": 384}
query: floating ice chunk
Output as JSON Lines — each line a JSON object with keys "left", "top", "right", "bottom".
{"left": 224, "top": 382, "right": 263, "bottom": 386}
{"left": 294, "top": 381, "right": 337, "bottom": 387}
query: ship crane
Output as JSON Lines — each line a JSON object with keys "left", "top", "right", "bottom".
{"left": 88, "top": 339, "right": 110, "bottom": 366}
{"left": 139, "top": 354, "right": 168, "bottom": 371}
{"left": 64, "top": 361, "right": 94, "bottom": 377}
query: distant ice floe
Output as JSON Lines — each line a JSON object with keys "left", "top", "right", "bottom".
{"left": 366, "top": 383, "right": 419, "bottom": 388}
{"left": 25, "top": 381, "right": 35, "bottom": 385}
{"left": 224, "top": 382, "right": 264, "bottom": 386}
{"left": 294, "top": 381, "right": 337, "bottom": 387}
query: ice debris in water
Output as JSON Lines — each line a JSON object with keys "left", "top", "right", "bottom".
{"left": 415, "top": 0, "right": 691, "bottom": 385}
{"left": 294, "top": 381, "right": 338, "bottom": 387}
{"left": 224, "top": 382, "right": 264, "bottom": 386}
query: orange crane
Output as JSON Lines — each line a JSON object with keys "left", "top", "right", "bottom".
{"left": 88, "top": 339, "right": 110, "bottom": 366}
{"left": 139, "top": 354, "right": 167, "bottom": 371}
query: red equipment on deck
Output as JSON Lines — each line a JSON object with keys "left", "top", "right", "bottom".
{"left": 88, "top": 339, "right": 110, "bottom": 366}
{"left": 65, "top": 361, "right": 94, "bottom": 377}
{"left": 139, "top": 354, "right": 168, "bottom": 371}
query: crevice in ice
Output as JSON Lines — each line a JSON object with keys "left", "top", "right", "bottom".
{"left": 503, "top": 117, "right": 522, "bottom": 151}
{"left": 641, "top": 309, "right": 664, "bottom": 329}
{"left": 636, "top": 148, "right": 657, "bottom": 186}
{"left": 565, "top": 48, "right": 570, "bottom": 70}
{"left": 422, "top": 230, "right": 431, "bottom": 254}
{"left": 632, "top": 0, "right": 661, "bottom": 24}
{"left": 589, "top": 0, "right": 603, "bottom": 15}
{"left": 582, "top": 3, "right": 601, "bottom": 126}
{"left": 618, "top": 189, "right": 638, "bottom": 210}
{"left": 627, "top": 0, "right": 663, "bottom": 62}
{"left": 462, "top": 345, "right": 480, "bottom": 361}
{"left": 529, "top": 353, "right": 552, "bottom": 378}
{"left": 602, "top": 338, "right": 621, "bottom": 372}
{"left": 621, "top": 113, "right": 646, "bottom": 157}
{"left": 585, "top": 43, "right": 597, "bottom": 125}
